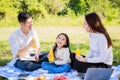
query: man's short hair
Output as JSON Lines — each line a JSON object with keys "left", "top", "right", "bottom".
{"left": 18, "top": 12, "right": 32, "bottom": 23}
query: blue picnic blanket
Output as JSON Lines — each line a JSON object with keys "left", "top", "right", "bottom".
{"left": 110, "top": 65, "right": 120, "bottom": 80}
{"left": 0, "top": 61, "right": 119, "bottom": 80}
{"left": 0, "top": 61, "right": 82, "bottom": 80}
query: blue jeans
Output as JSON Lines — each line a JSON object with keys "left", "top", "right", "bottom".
{"left": 41, "top": 62, "right": 71, "bottom": 73}
{"left": 14, "top": 52, "right": 48, "bottom": 71}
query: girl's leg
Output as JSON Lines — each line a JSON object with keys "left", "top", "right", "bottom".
{"left": 41, "top": 62, "right": 55, "bottom": 70}
{"left": 52, "top": 64, "right": 71, "bottom": 73}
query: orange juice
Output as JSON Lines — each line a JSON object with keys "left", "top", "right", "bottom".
{"left": 32, "top": 44, "right": 37, "bottom": 48}
{"left": 76, "top": 48, "right": 80, "bottom": 56}
{"left": 32, "top": 37, "right": 37, "bottom": 48}
{"left": 48, "top": 49, "right": 54, "bottom": 62}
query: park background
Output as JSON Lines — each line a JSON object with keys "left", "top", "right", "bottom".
{"left": 0, "top": 0, "right": 120, "bottom": 67}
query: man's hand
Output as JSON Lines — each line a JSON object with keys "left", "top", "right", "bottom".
{"left": 35, "top": 54, "right": 39, "bottom": 62}
{"left": 28, "top": 39, "right": 36, "bottom": 48}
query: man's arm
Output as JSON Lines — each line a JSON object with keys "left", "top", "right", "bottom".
{"left": 17, "top": 45, "right": 30, "bottom": 58}
{"left": 9, "top": 34, "right": 35, "bottom": 58}
{"left": 17, "top": 39, "right": 37, "bottom": 58}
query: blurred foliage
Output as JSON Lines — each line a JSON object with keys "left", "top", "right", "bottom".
{"left": 67, "top": 0, "right": 88, "bottom": 16}
{"left": 0, "top": 0, "right": 120, "bottom": 27}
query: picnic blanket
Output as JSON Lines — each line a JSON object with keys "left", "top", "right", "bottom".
{"left": 0, "top": 61, "right": 119, "bottom": 80}
{"left": 0, "top": 61, "right": 82, "bottom": 80}
{"left": 110, "top": 65, "right": 120, "bottom": 80}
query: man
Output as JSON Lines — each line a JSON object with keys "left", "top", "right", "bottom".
{"left": 9, "top": 12, "right": 48, "bottom": 71}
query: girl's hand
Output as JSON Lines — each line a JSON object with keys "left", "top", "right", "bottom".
{"left": 75, "top": 55, "right": 87, "bottom": 62}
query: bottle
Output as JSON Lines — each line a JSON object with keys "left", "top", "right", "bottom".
{"left": 75, "top": 48, "right": 80, "bottom": 56}
{"left": 30, "top": 37, "right": 37, "bottom": 56}
{"left": 48, "top": 48, "right": 54, "bottom": 62}
{"left": 75, "top": 43, "right": 80, "bottom": 56}
{"left": 32, "top": 37, "right": 37, "bottom": 49}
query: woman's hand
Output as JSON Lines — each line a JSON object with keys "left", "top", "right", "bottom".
{"left": 75, "top": 55, "right": 87, "bottom": 62}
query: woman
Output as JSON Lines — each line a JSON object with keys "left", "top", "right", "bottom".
{"left": 73, "top": 12, "right": 113, "bottom": 73}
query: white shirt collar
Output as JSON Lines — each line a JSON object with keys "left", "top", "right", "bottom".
{"left": 19, "top": 28, "right": 32, "bottom": 38}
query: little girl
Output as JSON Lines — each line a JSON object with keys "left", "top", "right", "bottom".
{"left": 41, "top": 33, "right": 71, "bottom": 73}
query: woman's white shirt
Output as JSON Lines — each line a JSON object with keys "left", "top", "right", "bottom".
{"left": 86, "top": 33, "right": 113, "bottom": 65}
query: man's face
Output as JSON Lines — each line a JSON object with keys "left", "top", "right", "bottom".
{"left": 20, "top": 17, "right": 33, "bottom": 33}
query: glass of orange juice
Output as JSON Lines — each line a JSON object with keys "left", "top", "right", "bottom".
{"left": 30, "top": 37, "right": 37, "bottom": 56}
{"left": 48, "top": 45, "right": 54, "bottom": 62}
{"left": 32, "top": 37, "right": 37, "bottom": 49}
{"left": 75, "top": 43, "right": 80, "bottom": 56}
{"left": 49, "top": 49, "right": 54, "bottom": 62}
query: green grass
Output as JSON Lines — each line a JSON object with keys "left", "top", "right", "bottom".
{"left": 0, "top": 26, "right": 120, "bottom": 80}
{"left": 34, "top": 15, "right": 84, "bottom": 27}
{"left": 0, "top": 26, "right": 120, "bottom": 66}
{"left": 0, "top": 15, "right": 84, "bottom": 27}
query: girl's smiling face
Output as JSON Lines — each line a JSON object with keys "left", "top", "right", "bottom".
{"left": 56, "top": 34, "right": 67, "bottom": 48}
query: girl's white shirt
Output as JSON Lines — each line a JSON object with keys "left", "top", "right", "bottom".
{"left": 86, "top": 33, "right": 113, "bottom": 65}
{"left": 54, "top": 47, "right": 71, "bottom": 65}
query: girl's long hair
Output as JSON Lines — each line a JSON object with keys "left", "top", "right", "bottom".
{"left": 85, "top": 12, "right": 112, "bottom": 48}
{"left": 53, "top": 33, "right": 71, "bottom": 56}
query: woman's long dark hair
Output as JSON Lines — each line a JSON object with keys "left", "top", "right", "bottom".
{"left": 53, "top": 33, "right": 71, "bottom": 57}
{"left": 85, "top": 12, "right": 112, "bottom": 48}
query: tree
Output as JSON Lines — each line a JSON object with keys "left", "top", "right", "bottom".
{"left": 43, "top": 0, "right": 67, "bottom": 15}
{"left": 67, "top": 0, "right": 88, "bottom": 16}
{"left": 86, "top": 0, "right": 119, "bottom": 20}
{"left": 13, "top": 0, "right": 47, "bottom": 19}
{"left": 0, "top": 0, "right": 18, "bottom": 20}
